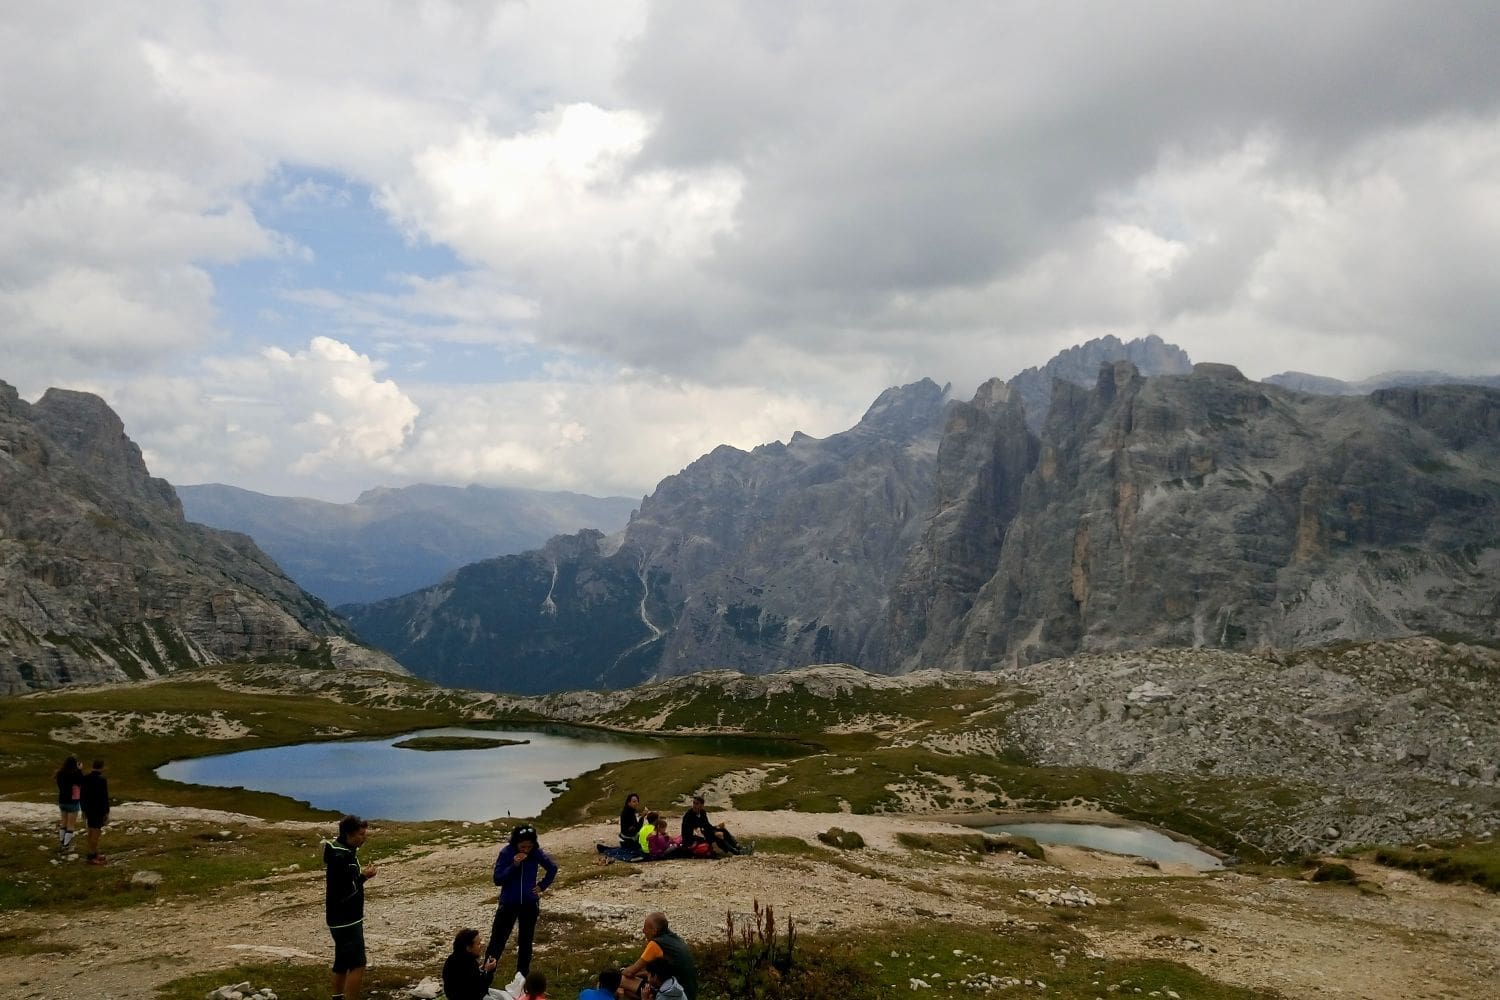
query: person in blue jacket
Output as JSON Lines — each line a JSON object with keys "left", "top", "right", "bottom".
{"left": 487, "top": 823, "right": 558, "bottom": 978}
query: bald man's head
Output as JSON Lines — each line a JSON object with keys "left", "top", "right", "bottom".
{"left": 644, "top": 912, "right": 668, "bottom": 937}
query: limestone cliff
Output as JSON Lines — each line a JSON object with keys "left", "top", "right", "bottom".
{"left": 0, "top": 381, "right": 398, "bottom": 693}
{"left": 941, "top": 364, "right": 1500, "bottom": 667}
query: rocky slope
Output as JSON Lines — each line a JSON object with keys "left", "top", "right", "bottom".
{"left": 344, "top": 378, "right": 952, "bottom": 692}
{"left": 0, "top": 381, "right": 400, "bottom": 693}
{"left": 179, "top": 482, "right": 636, "bottom": 606}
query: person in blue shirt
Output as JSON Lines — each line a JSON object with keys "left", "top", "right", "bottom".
{"left": 487, "top": 823, "right": 558, "bottom": 979}
{"left": 579, "top": 968, "right": 621, "bottom": 1000}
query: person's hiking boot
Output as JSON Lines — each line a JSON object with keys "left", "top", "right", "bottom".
{"left": 87, "top": 855, "right": 107, "bottom": 866}
{"left": 742, "top": 841, "right": 756, "bottom": 856}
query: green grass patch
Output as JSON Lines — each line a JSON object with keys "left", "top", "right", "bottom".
{"left": 0, "top": 925, "right": 75, "bottom": 958}
{"left": 689, "top": 921, "right": 1281, "bottom": 1000}
{"left": 896, "top": 831, "right": 1043, "bottom": 860}
{"left": 392, "top": 735, "right": 530, "bottom": 751}
{"left": 1369, "top": 838, "right": 1500, "bottom": 892}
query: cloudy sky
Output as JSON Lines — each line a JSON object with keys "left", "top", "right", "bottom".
{"left": 4, "top": 2, "right": 1498, "bottom": 501}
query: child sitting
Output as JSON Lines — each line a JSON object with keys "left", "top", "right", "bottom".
{"left": 645, "top": 816, "right": 686, "bottom": 860}
{"left": 643, "top": 957, "right": 686, "bottom": 1000}
{"left": 579, "top": 968, "right": 621, "bottom": 1000}
{"left": 517, "top": 970, "right": 548, "bottom": 999}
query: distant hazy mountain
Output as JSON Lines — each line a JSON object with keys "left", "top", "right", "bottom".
{"left": 178, "top": 483, "right": 638, "bottom": 606}
{"left": 1264, "top": 370, "right": 1500, "bottom": 395}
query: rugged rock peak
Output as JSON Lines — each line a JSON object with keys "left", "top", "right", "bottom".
{"left": 1007, "top": 334, "right": 1194, "bottom": 432}
{"left": 0, "top": 381, "right": 390, "bottom": 693}
{"left": 30, "top": 387, "right": 181, "bottom": 517}
{"left": 855, "top": 377, "right": 951, "bottom": 435}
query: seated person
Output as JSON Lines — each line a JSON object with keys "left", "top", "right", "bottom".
{"left": 620, "top": 912, "right": 697, "bottom": 1000}
{"left": 619, "top": 793, "right": 645, "bottom": 850}
{"left": 517, "top": 970, "right": 548, "bottom": 999}
{"left": 645, "top": 815, "right": 686, "bottom": 860}
{"left": 442, "top": 927, "right": 498, "bottom": 1000}
{"left": 643, "top": 957, "right": 686, "bottom": 1000}
{"left": 579, "top": 968, "right": 621, "bottom": 1000}
{"left": 680, "top": 795, "right": 743, "bottom": 856}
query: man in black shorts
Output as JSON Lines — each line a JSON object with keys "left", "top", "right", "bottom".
{"left": 80, "top": 759, "right": 110, "bottom": 865}
{"left": 324, "top": 815, "right": 378, "bottom": 1000}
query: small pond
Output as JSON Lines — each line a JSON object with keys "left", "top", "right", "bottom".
{"left": 157, "top": 726, "right": 662, "bottom": 822}
{"left": 984, "top": 822, "right": 1222, "bottom": 870}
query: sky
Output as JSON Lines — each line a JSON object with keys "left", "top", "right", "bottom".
{"left": 3, "top": 2, "right": 1498, "bottom": 502}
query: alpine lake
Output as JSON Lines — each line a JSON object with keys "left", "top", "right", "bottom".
{"left": 158, "top": 724, "right": 691, "bottom": 822}
{"left": 159, "top": 725, "right": 1221, "bottom": 867}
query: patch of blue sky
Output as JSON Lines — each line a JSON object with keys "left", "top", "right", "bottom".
{"left": 208, "top": 166, "right": 553, "bottom": 384}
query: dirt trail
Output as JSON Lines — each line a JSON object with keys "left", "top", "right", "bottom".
{"left": 2, "top": 805, "right": 1496, "bottom": 999}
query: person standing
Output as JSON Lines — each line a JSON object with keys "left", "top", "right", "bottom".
{"left": 441, "top": 928, "right": 498, "bottom": 1000}
{"left": 79, "top": 758, "right": 110, "bottom": 865}
{"left": 487, "top": 824, "right": 558, "bottom": 979}
{"left": 324, "top": 815, "right": 377, "bottom": 1000}
{"left": 54, "top": 756, "right": 84, "bottom": 853}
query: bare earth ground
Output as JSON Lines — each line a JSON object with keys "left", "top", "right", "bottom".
{"left": 2, "top": 803, "right": 1497, "bottom": 1000}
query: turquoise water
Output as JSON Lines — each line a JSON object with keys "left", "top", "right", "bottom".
{"left": 156, "top": 726, "right": 661, "bottom": 822}
{"left": 984, "top": 822, "right": 1222, "bottom": 869}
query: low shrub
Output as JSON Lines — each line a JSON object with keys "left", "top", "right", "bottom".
{"left": 816, "top": 827, "right": 866, "bottom": 849}
{"left": 1309, "top": 862, "right": 1357, "bottom": 883}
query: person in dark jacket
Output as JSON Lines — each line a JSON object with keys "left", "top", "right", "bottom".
{"left": 487, "top": 823, "right": 558, "bottom": 977}
{"left": 324, "top": 815, "right": 377, "bottom": 1000}
{"left": 54, "top": 755, "right": 84, "bottom": 853}
{"left": 442, "top": 927, "right": 498, "bottom": 1000}
{"left": 680, "top": 795, "right": 742, "bottom": 856}
{"left": 80, "top": 759, "right": 110, "bottom": 865}
{"left": 619, "top": 792, "right": 645, "bottom": 849}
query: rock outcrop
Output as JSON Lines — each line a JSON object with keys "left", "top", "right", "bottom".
{"left": 0, "top": 381, "right": 398, "bottom": 693}
{"left": 940, "top": 364, "right": 1500, "bottom": 667}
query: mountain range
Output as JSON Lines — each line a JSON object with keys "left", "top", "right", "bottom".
{"left": 7, "top": 336, "right": 1498, "bottom": 697}
{"left": 343, "top": 337, "right": 1500, "bottom": 693}
{"left": 178, "top": 482, "right": 637, "bottom": 606}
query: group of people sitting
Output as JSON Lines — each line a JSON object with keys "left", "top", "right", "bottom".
{"left": 443, "top": 910, "right": 697, "bottom": 1000}
{"left": 611, "top": 792, "right": 751, "bottom": 860}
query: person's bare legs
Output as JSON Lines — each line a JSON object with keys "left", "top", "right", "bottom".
{"left": 331, "top": 967, "right": 365, "bottom": 1000}
{"left": 87, "top": 827, "right": 101, "bottom": 857}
